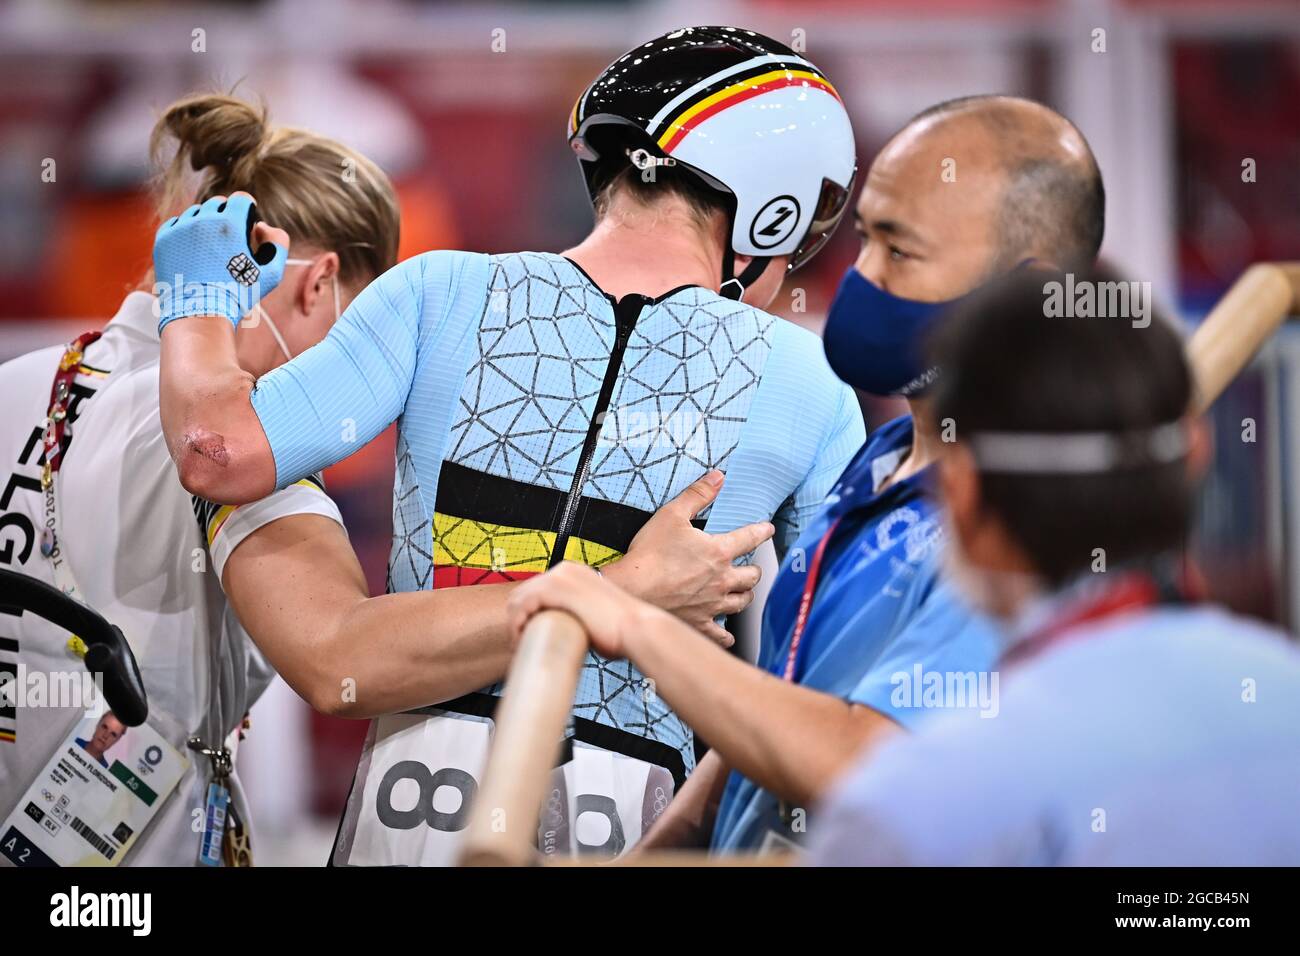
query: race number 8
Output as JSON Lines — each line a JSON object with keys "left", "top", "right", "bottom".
{"left": 375, "top": 760, "right": 477, "bottom": 832}
{"left": 575, "top": 794, "right": 625, "bottom": 855}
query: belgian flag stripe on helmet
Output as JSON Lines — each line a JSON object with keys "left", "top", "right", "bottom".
{"left": 655, "top": 69, "right": 840, "bottom": 153}
{"left": 569, "top": 93, "right": 582, "bottom": 135}
{"left": 570, "top": 54, "right": 832, "bottom": 143}
{"left": 643, "top": 53, "right": 826, "bottom": 132}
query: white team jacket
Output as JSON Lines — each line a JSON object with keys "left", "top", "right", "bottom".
{"left": 0, "top": 292, "right": 344, "bottom": 865}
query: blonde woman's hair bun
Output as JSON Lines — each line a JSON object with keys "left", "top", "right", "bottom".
{"left": 150, "top": 90, "right": 400, "bottom": 285}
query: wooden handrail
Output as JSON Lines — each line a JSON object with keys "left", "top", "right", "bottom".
{"left": 1186, "top": 262, "right": 1300, "bottom": 413}
{"left": 458, "top": 609, "right": 589, "bottom": 866}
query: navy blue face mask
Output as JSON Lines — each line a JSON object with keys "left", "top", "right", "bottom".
{"left": 822, "top": 267, "right": 965, "bottom": 398}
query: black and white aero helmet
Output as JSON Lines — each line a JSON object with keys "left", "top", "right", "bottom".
{"left": 569, "top": 25, "right": 858, "bottom": 299}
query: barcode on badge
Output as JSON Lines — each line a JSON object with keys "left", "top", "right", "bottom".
{"left": 71, "top": 816, "right": 117, "bottom": 860}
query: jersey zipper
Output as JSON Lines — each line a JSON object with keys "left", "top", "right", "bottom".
{"left": 549, "top": 294, "right": 647, "bottom": 567}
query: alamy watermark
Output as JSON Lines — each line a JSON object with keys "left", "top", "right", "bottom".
{"left": 890, "top": 665, "right": 1000, "bottom": 718}
{"left": 1043, "top": 273, "right": 1152, "bottom": 328}
{"left": 595, "top": 408, "right": 708, "bottom": 456}
{"left": 152, "top": 271, "right": 268, "bottom": 325}
{"left": 0, "top": 664, "right": 103, "bottom": 716}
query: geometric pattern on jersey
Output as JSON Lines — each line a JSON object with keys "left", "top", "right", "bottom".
{"left": 416, "top": 252, "right": 775, "bottom": 771}
{"left": 445, "top": 252, "right": 774, "bottom": 509}
{"left": 387, "top": 429, "right": 433, "bottom": 594}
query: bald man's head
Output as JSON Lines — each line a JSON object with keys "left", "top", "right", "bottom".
{"left": 912, "top": 95, "right": 1105, "bottom": 270}
{"left": 850, "top": 95, "right": 1105, "bottom": 308}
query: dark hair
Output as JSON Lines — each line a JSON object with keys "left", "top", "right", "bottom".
{"left": 912, "top": 95, "right": 1106, "bottom": 270}
{"left": 928, "top": 267, "right": 1193, "bottom": 586}
{"left": 584, "top": 125, "right": 732, "bottom": 231}
{"left": 996, "top": 157, "right": 1105, "bottom": 271}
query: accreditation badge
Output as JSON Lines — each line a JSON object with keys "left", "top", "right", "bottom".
{"left": 0, "top": 705, "right": 187, "bottom": 867}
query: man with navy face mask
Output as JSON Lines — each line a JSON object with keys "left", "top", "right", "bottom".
{"left": 506, "top": 94, "right": 1108, "bottom": 853}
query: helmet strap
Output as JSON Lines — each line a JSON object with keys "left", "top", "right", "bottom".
{"left": 719, "top": 252, "right": 771, "bottom": 302}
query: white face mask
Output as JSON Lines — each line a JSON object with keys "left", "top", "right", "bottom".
{"left": 940, "top": 510, "right": 1042, "bottom": 626}
{"left": 252, "top": 257, "right": 342, "bottom": 362}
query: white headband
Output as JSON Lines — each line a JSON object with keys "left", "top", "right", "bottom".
{"left": 966, "top": 421, "right": 1187, "bottom": 474}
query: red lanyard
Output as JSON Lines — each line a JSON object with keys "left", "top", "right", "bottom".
{"left": 40, "top": 330, "right": 102, "bottom": 490}
{"left": 38, "top": 331, "right": 101, "bottom": 559}
{"left": 781, "top": 517, "right": 841, "bottom": 682}
{"left": 1001, "top": 572, "right": 1165, "bottom": 669}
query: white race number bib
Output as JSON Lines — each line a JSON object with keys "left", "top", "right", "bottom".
{"left": 333, "top": 698, "right": 677, "bottom": 866}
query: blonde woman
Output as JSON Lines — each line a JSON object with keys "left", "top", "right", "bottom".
{"left": 0, "top": 93, "right": 747, "bottom": 866}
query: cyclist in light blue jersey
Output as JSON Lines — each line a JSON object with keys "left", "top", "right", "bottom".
{"left": 153, "top": 27, "right": 862, "bottom": 863}
{"left": 504, "top": 95, "right": 1109, "bottom": 857}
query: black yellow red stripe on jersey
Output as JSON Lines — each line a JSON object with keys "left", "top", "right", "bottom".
{"left": 432, "top": 460, "right": 703, "bottom": 588}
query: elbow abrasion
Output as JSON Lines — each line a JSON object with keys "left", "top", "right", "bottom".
{"left": 176, "top": 428, "right": 233, "bottom": 496}
{"left": 183, "top": 429, "right": 232, "bottom": 467}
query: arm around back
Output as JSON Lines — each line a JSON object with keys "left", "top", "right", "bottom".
{"left": 219, "top": 512, "right": 518, "bottom": 717}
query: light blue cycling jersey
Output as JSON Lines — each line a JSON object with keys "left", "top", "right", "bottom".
{"left": 249, "top": 250, "right": 864, "bottom": 780}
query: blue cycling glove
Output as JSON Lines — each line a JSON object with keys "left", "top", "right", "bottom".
{"left": 153, "top": 193, "right": 288, "bottom": 332}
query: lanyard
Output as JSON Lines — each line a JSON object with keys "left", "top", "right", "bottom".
{"left": 37, "top": 327, "right": 251, "bottom": 864}
{"left": 1001, "top": 568, "right": 1194, "bottom": 669}
{"left": 40, "top": 331, "right": 102, "bottom": 487}
{"left": 772, "top": 515, "right": 843, "bottom": 829}
{"left": 781, "top": 517, "right": 841, "bottom": 682}
{"left": 777, "top": 468, "right": 920, "bottom": 682}
{"left": 38, "top": 331, "right": 102, "bottom": 593}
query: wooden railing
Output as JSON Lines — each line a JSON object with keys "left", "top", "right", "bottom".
{"left": 459, "top": 610, "right": 589, "bottom": 867}
{"left": 1186, "top": 262, "right": 1300, "bottom": 412}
